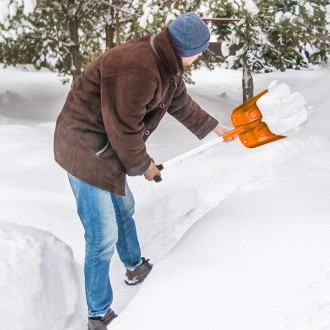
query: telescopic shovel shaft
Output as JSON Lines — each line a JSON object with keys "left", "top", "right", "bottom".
{"left": 153, "top": 136, "right": 224, "bottom": 182}
{"left": 152, "top": 89, "right": 286, "bottom": 182}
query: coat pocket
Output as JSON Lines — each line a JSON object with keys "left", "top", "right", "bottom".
{"left": 95, "top": 140, "right": 110, "bottom": 157}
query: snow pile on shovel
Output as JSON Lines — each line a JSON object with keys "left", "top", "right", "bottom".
{"left": 257, "top": 81, "right": 309, "bottom": 135}
{"left": 0, "top": 221, "right": 85, "bottom": 330}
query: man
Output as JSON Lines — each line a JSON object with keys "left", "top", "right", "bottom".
{"left": 54, "top": 12, "right": 233, "bottom": 330}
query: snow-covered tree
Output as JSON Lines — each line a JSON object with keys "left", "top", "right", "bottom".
{"left": 1, "top": 0, "right": 328, "bottom": 92}
{"left": 0, "top": 0, "right": 36, "bottom": 26}
{"left": 130, "top": 0, "right": 202, "bottom": 34}
{"left": 102, "top": 0, "right": 140, "bottom": 48}
{"left": 0, "top": 0, "right": 37, "bottom": 66}
{"left": 261, "top": 0, "right": 330, "bottom": 70}
{"left": 209, "top": 0, "right": 265, "bottom": 101}
{"left": 209, "top": 0, "right": 330, "bottom": 101}
{"left": 0, "top": 0, "right": 150, "bottom": 80}
{"left": 0, "top": 0, "right": 105, "bottom": 81}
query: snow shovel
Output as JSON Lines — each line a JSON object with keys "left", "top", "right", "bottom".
{"left": 153, "top": 90, "right": 285, "bottom": 182}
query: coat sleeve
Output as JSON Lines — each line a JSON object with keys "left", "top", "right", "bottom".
{"left": 167, "top": 77, "right": 219, "bottom": 140}
{"left": 101, "top": 74, "right": 156, "bottom": 176}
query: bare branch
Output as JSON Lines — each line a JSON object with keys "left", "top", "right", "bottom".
{"left": 203, "top": 18, "right": 242, "bottom": 23}
{"left": 60, "top": 2, "right": 68, "bottom": 15}
{"left": 99, "top": 0, "right": 138, "bottom": 18}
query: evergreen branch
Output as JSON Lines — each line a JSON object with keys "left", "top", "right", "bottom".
{"left": 76, "top": 0, "right": 87, "bottom": 14}
{"left": 80, "top": 3, "right": 99, "bottom": 18}
{"left": 99, "top": 0, "right": 138, "bottom": 18}
{"left": 27, "top": 33, "right": 72, "bottom": 54}
{"left": 118, "top": 0, "right": 134, "bottom": 4}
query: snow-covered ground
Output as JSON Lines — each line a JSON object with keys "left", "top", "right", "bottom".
{"left": 0, "top": 65, "right": 329, "bottom": 330}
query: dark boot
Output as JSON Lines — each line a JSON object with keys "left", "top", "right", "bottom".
{"left": 88, "top": 309, "right": 118, "bottom": 330}
{"left": 125, "top": 257, "right": 153, "bottom": 285}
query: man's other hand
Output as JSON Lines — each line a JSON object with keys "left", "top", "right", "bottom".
{"left": 144, "top": 161, "right": 161, "bottom": 181}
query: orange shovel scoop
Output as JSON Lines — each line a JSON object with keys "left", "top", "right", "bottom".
{"left": 154, "top": 90, "right": 285, "bottom": 182}
{"left": 222, "top": 89, "right": 285, "bottom": 148}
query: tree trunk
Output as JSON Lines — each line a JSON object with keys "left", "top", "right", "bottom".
{"left": 69, "top": 15, "right": 82, "bottom": 82}
{"left": 242, "top": 64, "right": 254, "bottom": 102}
{"left": 241, "top": 15, "right": 254, "bottom": 102}
{"left": 115, "top": 10, "right": 120, "bottom": 46}
{"left": 105, "top": 2, "right": 115, "bottom": 49}
{"left": 105, "top": 23, "right": 115, "bottom": 49}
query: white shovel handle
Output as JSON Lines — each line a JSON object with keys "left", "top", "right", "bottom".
{"left": 154, "top": 136, "right": 224, "bottom": 182}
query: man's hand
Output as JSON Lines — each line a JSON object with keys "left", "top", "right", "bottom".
{"left": 144, "top": 161, "right": 161, "bottom": 181}
{"left": 213, "top": 123, "right": 236, "bottom": 142}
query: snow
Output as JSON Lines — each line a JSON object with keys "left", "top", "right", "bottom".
{"left": 275, "top": 2, "right": 317, "bottom": 24}
{"left": 0, "top": 0, "right": 36, "bottom": 24}
{"left": 112, "top": 151, "right": 330, "bottom": 330}
{"left": 0, "top": 64, "right": 329, "bottom": 330}
{"left": 22, "top": 0, "right": 36, "bottom": 16}
{"left": 0, "top": 0, "right": 10, "bottom": 24}
{"left": 275, "top": 11, "right": 283, "bottom": 24}
{"left": 304, "top": 2, "right": 314, "bottom": 16}
{"left": 326, "top": 4, "right": 330, "bottom": 32}
{"left": 257, "top": 81, "right": 309, "bottom": 135}
{"left": 242, "top": 0, "right": 259, "bottom": 15}
{"left": 9, "top": 1, "right": 18, "bottom": 18}
{"left": 0, "top": 221, "right": 85, "bottom": 329}
{"left": 138, "top": 1, "right": 160, "bottom": 25}
{"left": 228, "top": 0, "right": 259, "bottom": 15}
{"left": 221, "top": 41, "right": 230, "bottom": 57}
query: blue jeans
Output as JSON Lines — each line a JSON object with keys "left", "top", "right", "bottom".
{"left": 68, "top": 174, "right": 142, "bottom": 317}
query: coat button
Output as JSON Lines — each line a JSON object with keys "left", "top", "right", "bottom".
{"left": 159, "top": 103, "right": 165, "bottom": 108}
{"left": 144, "top": 130, "right": 150, "bottom": 136}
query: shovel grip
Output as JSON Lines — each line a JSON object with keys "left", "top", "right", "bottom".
{"left": 153, "top": 164, "right": 164, "bottom": 182}
{"left": 222, "top": 126, "right": 246, "bottom": 140}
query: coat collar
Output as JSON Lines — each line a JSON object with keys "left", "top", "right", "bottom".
{"left": 152, "top": 28, "right": 183, "bottom": 77}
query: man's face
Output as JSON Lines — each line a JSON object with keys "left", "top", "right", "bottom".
{"left": 181, "top": 53, "right": 203, "bottom": 68}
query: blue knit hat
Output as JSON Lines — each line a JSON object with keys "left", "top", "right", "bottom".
{"left": 168, "top": 12, "right": 210, "bottom": 57}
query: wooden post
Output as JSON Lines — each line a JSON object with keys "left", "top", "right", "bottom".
{"left": 203, "top": 17, "right": 253, "bottom": 102}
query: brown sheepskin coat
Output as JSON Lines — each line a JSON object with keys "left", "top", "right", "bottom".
{"left": 54, "top": 29, "right": 218, "bottom": 195}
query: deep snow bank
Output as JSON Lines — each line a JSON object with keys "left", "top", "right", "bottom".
{"left": 111, "top": 150, "right": 330, "bottom": 330}
{"left": 0, "top": 65, "right": 329, "bottom": 328}
{"left": 0, "top": 65, "right": 68, "bottom": 123}
{"left": 0, "top": 221, "right": 85, "bottom": 330}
